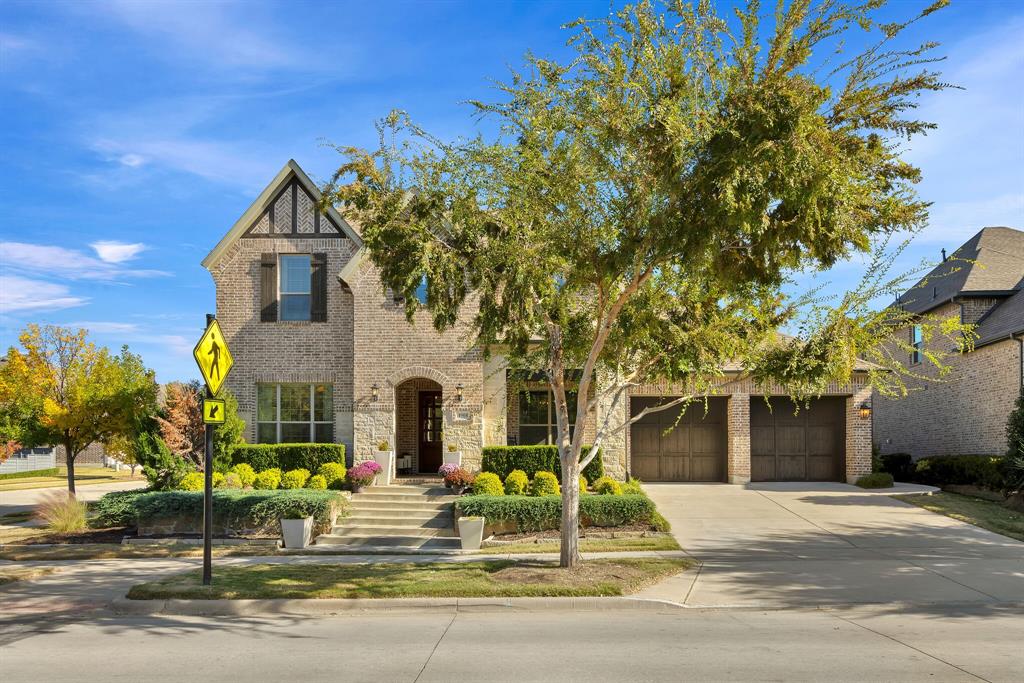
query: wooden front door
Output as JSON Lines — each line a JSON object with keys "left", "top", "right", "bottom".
{"left": 418, "top": 391, "right": 443, "bottom": 473}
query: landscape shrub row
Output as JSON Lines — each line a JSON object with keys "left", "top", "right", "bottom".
{"left": 230, "top": 443, "right": 346, "bottom": 473}
{"left": 455, "top": 494, "right": 664, "bottom": 532}
{"left": 912, "top": 455, "right": 1011, "bottom": 492}
{"left": 176, "top": 461, "right": 348, "bottom": 492}
{"left": 481, "top": 445, "right": 603, "bottom": 483}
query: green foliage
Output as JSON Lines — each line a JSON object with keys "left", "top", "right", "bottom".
{"left": 316, "top": 462, "right": 347, "bottom": 489}
{"left": 34, "top": 490, "right": 87, "bottom": 534}
{"left": 915, "top": 455, "right": 1009, "bottom": 492}
{"left": 231, "top": 443, "right": 345, "bottom": 473}
{"left": 879, "top": 453, "right": 915, "bottom": 481}
{"left": 472, "top": 471, "right": 504, "bottom": 496}
{"left": 578, "top": 474, "right": 588, "bottom": 494}
{"left": 212, "top": 472, "right": 225, "bottom": 488}
{"left": 91, "top": 488, "right": 149, "bottom": 528}
{"left": 138, "top": 432, "right": 191, "bottom": 491}
{"left": 221, "top": 472, "right": 243, "bottom": 489}
{"left": 503, "top": 469, "right": 529, "bottom": 496}
{"left": 213, "top": 390, "right": 246, "bottom": 473}
{"left": 229, "top": 463, "right": 256, "bottom": 487}
{"left": 306, "top": 474, "right": 327, "bottom": 490}
{"left": 253, "top": 468, "right": 282, "bottom": 490}
{"left": 456, "top": 494, "right": 659, "bottom": 532}
{"left": 280, "top": 468, "right": 311, "bottom": 489}
{"left": 855, "top": 472, "right": 894, "bottom": 489}
{"left": 621, "top": 478, "right": 644, "bottom": 496}
{"left": 481, "top": 446, "right": 603, "bottom": 483}
{"left": 132, "top": 489, "right": 348, "bottom": 535}
{"left": 529, "top": 471, "right": 560, "bottom": 496}
{"left": 1006, "top": 389, "right": 1024, "bottom": 459}
{"left": 593, "top": 476, "right": 623, "bottom": 496}
{"left": 0, "top": 468, "right": 59, "bottom": 481}
{"left": 178, "top": 472, "right": 204, "bottom": 491}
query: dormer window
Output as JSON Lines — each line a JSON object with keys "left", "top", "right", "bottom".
{"left": 260, "top": 252, "right": 327, "bottom": 322}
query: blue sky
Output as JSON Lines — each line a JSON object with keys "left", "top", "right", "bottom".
{"left": 1, "top": 0, "right": 1022, "bottom": 383}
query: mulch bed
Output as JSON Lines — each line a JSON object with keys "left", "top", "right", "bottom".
{"left": 17, "top": 527, "right": 134, "bottom": 545}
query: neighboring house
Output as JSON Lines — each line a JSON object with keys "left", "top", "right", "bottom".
{"left": 201, "top": 160, "right": 874, "bottom": 484}
{"left": 874, "top": 227, "right": 1024, "bottom": 458}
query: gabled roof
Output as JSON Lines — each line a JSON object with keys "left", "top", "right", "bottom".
{"left": 896, "top": 226, "right": 1024, "bottom": 315}
{"left": 201, "top": 160, "right": 362, "bottom": 271}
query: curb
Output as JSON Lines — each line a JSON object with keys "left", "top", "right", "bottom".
{"left": 110, "top": 595, "right": 686, "bottom": 616}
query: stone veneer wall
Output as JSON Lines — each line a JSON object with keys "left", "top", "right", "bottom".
{"left": 209, "top": 236, "right": 357, "bottom": 455}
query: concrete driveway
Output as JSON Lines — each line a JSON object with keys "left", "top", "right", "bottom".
{"left": 643, "top": 482, "right": 1024, "bottom": 609}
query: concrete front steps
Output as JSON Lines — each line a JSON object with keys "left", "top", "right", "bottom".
{"left": 314, "top": 484, "right": 461, "bottom": 551}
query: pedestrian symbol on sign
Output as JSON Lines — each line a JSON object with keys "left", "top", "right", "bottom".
{"left": 193, "top": 319, "right": 234, "bottom": 397}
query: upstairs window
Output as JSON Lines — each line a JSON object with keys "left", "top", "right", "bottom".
{"left": 910, "top": 324, "right": 923, "bottom": 365}
{"left": 518, "top": 389, "right": 578, "bottom": 445}
{"left": 279, "top": 255, "right": 311, "bottom": 321}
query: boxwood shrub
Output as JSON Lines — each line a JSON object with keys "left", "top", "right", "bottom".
{"left": 90, "top": 488, "right": 151, "bottom": 528}
{"left": 855, "top": 472, "right": 894, "bottom": 489}
{"left": 914, "top": 455, "right": 1007, "bottom": 491}
{"left": 481, "top": 445, "right": 603, "bottom": 482}
{"left": 455, "top": 494, "right": 659, "bottom": 533}
{"left": 231, "top": 443, "right": 346, "bottom": 473}
{"left": 133, "top": 489, "right": 348, "bottom": 536}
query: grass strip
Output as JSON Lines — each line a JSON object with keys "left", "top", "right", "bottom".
{"left": 480, "top": 535, "right": 681, "bottom": 554}
{"left": 897, "top": 492, "right": 1024, "bottom": 542}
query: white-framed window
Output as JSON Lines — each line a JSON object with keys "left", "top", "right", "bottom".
{"left": 257, "top": 383, "right": 333, "bottom": 443}
{"left": 279, "top": 254, "right": 311, "bottom": 321}
{"left": 517, "top": 389, "right": 577, "bottom": 445}
{"left": 910, "top": 324, "right": 923, "bottom": 365}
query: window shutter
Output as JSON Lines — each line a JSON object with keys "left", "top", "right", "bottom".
{"left": 260, "top": 253, "right": 278, "bottom": 322}
{"left": 311, "top": 252, "right": 327, "bottom": 322}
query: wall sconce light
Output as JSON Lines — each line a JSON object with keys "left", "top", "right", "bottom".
{"left": 371, "top": 383, "right": 380, "bottom": 402}
{"left": 456, "top": 383, "right": 464, "bottom": 402}
{"left": 859, "top": 401, "right": 872, "bottom": 419}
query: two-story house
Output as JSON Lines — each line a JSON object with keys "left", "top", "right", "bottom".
{"left": 874, "top": 226, "right": 1024, "bottom": 458}
{"left": 202, "top": 160, "right": 874, "bottom": 483}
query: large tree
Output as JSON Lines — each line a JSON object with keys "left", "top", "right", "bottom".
{"left": 324, "top": 0, "right": 968, "bottom": 567}
{"left": 156, "top": 382, "right": 246, "bottom": 473}
{"left": 0, "top": 325, "right": 159, "bottom": 493}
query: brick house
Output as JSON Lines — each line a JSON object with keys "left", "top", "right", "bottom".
{"left": 874, "top": 227, "right": 1024, "bottom": 458}
{"left": 202, "top": 160, "right": 874, "bottom": 483}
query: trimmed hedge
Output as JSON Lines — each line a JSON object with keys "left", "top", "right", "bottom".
{"left": 455, "top": 494, "right": 659, "bottom": 533}
{"left": 879, "top": 453, "right": 914, "bottom": 481}
{"left": 90, "top": 488, "right": 150, "bottom": 528}
{"left": 133, "top": 489, "right": 348, "bottom": 537}
{"left": 914, "top": 455, "right": 1007, "bottom": 491}
{"left": 231, "top": 443, "right": 346, "bottom": 473}
{"left": 481, "top": 445, "right": 603, "bottom": 482}
{"left": 0, "top": 467, "right": 60, "bottom": 481}
{"left": 855, "top": 472, "right": 894, "bottom": 489}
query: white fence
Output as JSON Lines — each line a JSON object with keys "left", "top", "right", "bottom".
{"left": 1, "top": 447, "right": 57, "bottom": 474}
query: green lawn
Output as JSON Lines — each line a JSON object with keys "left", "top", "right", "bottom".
{"left": 897, "top": 492, "right": 1024, "bottom": 542}
{"left": 0, "top": 467, "right": 141, "bottom": 492}
{"left": 0, "top": 544, "right": 275, "bottom": 562}
{"left": 480, "top": 535, "right": 681, "bottom": 554}
{"left": 127, "top": 558, "right": 693, "bottom": 600}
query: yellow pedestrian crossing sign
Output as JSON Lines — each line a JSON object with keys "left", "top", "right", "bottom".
{"left": 203, "top": 398, "right": 226, "bottom": 424}
{"left": 193, "top": 319, "right": 233, "bottom": 397}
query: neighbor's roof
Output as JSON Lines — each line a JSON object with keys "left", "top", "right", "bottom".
{"left": 896, "top": 227, "right": 1024, "bottom": 315}
{"left": 201, "top": 160, "right": 363, "bottom": 271}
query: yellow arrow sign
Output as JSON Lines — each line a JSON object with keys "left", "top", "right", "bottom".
{"left": 193, "top": 319, "right": 233, "bottom": 397}
{"left": 203, "top": 398, "right": 226, "bottom": 424}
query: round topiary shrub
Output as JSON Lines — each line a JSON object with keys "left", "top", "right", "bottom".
{"left": 230, "top": 463, "right": 256, "bottom": 487}
{"left": 221, "top": 472, "right": 243, "bottom": 489}
{"left": 504, "top": 469, "right": 529, "bottom": 496}
{"left": 530, "top": 471, "right": 560, "bottom": 496}
{"left": 253, "top": 468, "right": 282, "bottom": 490}
{"left": 306, "top": 474, "right": 328, "bottom": 490}
{"left": 621, "top": 478, "right": 644, "bottom": 495}
{"left": 317, "top": 462, "right": 347, "bottom": 489}
{"left": 281, "top": 468, "right": 311, "bottom": 489}
{"left": 579, "top": 474, "right": 588, "bottom": 494}
{"left": 593, "top": 476, "right": 623, "bottom": 495}
{"left": 855, "top": 472, "right": 894, "bottom": 489}
{"left": 212, "top": 472, "right": 225, "bottom": 488}
{"left": 473, "top": 471, "right": 504, "bottom": 496}
{"left": 178, "top": 472, "right": 204, "bottom": 491}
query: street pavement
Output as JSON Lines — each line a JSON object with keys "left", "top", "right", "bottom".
{"left": 0, "top": 479, "right": 149, "bottom": 517}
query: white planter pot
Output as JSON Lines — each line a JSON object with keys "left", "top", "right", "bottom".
{"left": 458, "top": 516, "right": 485, "bottom": 551}
{"left": 443, "top": 451, "right": 462, "bottom": 468}
{"left": 373, "top": 451, "right": 395, "bottom": 486}
{"left": 280, "top": 517, "right": 314, "bottom": 549}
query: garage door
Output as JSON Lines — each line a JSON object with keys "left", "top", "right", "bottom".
{"left": 750, "top": 397, "right": 845, "bottom": 482}
{"left": 629, "top": 397, "right": 727, "bottom": 482}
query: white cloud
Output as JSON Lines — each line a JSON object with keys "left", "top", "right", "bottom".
{"left": 0, "top": 241, "right": 168, "bottom": 280}
{"left": 90, "top": 240, "right": 147, "bottom": 263}
{"left": 118, "top": 153, "right": 145, "bottom": 168}
{"left": 64, "top": 321, "right": 140, "bottom": 334}
{"left": 0, "top": 276, "right": 88, "bottom": 313}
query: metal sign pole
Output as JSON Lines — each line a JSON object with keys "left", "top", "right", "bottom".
{"left": 202, "top": 313, "right": 215, "bottom": 586}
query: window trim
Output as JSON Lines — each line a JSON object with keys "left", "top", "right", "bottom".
{"left": 278, "top": 254, "right": 312, "bottom": 322}
{"left": 257, "top": 383, "right": 333, "bottom": 443}
{"left": 517, "top": 389, "right": 577, "bottom": 445}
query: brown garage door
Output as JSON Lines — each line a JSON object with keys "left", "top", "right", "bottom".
{"left": 750, "top": 397, "right": 845, "bottom": 482}
{"left": 629, "top": 397, "right": 727, "bottom": 482}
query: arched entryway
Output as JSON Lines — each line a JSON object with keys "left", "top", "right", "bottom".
{"left": 394, "top": 377, "right": 443, "bottom": 474}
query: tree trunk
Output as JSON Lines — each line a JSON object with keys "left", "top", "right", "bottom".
{"left": 559, "top": 455, "right": 581, "bottom": 568}
{"left": 64, "top": 441, "right": 76, "bottom": 495}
